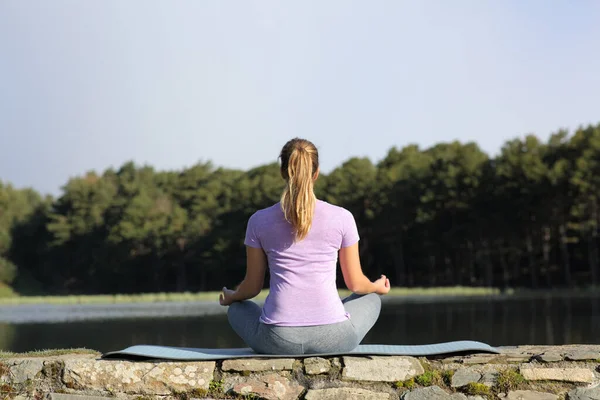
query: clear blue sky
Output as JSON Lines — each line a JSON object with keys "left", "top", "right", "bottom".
{"left": 1, "top": 1, "right": 599, "bottom": 196}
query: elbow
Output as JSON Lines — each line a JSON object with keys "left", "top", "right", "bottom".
{"left": 345, "top": 280, "right": 361, "bottom": 294}
{"left": 345, "top": 277, "right": 372, "bottom": 294}
{"left": 248, "top": 283, "right": 264, "bottom": 297}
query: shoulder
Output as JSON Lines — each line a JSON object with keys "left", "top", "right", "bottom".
{"left": 248, "top": 203, "right": 282, "bottom": 224}
{"left": 316, "top": 200, "right": 355, "bottom": 220}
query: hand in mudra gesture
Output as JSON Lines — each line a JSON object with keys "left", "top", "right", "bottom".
{"left": 373, "top": 275, "right": 390, "bottom": 295}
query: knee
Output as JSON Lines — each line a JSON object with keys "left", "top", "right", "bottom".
{"left": 366, "top": 293, "right": 382, "bottom": 314}
{"left": 226, "top": 301, "right": 242, "bottom": 323}
{"left": 227, "top": 300, "right": 260, "bottom": 323}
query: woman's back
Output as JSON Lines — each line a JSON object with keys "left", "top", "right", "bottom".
{"left": 245, "top": 199, "right": 359, "bottom": 326}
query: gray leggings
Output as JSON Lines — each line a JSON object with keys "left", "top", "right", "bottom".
{"left": 227, "top": 293, "right": 381, "bottom": 355}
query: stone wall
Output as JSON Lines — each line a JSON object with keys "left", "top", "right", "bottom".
{"left": 2, "top": 345, "right": 600, "bottom": 400}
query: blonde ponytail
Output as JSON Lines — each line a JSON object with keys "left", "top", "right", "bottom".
{"left": 279, "top": 139, "right": 319, "bottom": 241}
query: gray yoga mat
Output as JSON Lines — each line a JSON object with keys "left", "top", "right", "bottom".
{"left": 102, "top": 340, "right": 499, "bottom": 361}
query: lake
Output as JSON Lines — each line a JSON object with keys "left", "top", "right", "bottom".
{"left": 1, "top": 293, "right": 599, "bottom": 353}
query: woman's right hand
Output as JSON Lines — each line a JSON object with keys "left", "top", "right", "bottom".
{"left": 373, "top": 275, "right": 391, "bottom": 295}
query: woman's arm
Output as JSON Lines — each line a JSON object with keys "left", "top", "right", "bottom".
{"left": 220, "top": 246, "right": 267, "bottom": 305}
{"left": 339, "top": 242, "right": 390, "bottom": 295}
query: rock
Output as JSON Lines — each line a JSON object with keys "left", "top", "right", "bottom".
{"left": 230, "top": 373, "right": 304, "bottom": 400}
{"left": 222, "top": 358, "right": 294, "bottom": 372}
{"left": 500, "top": 349, "right": 534, "bottom": 363}
{"left": 305, "top": 387, "right": 390, "bottom": 400}
{"left": 304, "top": 358, "right": 330, "bottom": 375}
{"left": 506, "top": 391, "right": 558, "bottom": 400}
{"left": 342, "top": 356, "right": 424, "bottom": 382}
{"left": 507, "top": 356, "right": 533, "bottom": 363}
{"left": 565, "top": 351, "right": 600, "bottom": 361}
{"left": 463, "top": 355, "right": 498, "bottom": 364}
{"left": 481, "top": 371, "right": 499, "bottom": 387}
{"left": 519, "top": 367, "right": 595, "bottom": 383}
{"left": 5, "top": 359, "right": 45, "bottom": 383}
{"left": 402, "top": 386, "right": 467, "bottom": 400}
{"left": 451, "top": 368, "right": 482, "bottom": 388}
{"left": 468, "top": 397, "right": 487, "bottom": 400}
{"left": 567, "top": 386, "right": 600, "bottom": 400}
{"left": 331, "top": 358, "right": 342, "bottom": 368}
{"left": 441, "top": 357, "right": 463, "bottom": 364}
{"left": 47, "top": 394, "right": 114, "bottom": 400}
{"left": 62, "top": 358, "right": 215, "bottom": 395}
{"left": 533, "top": 354, "right": 563, "bottom": 363}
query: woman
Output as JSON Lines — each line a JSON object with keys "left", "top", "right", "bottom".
{"left": 219, "top": 138, "right": 390, "bottom": 355}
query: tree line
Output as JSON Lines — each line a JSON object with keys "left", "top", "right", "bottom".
{"left": 1, "top": 123, "right": 600, "bottom": 296}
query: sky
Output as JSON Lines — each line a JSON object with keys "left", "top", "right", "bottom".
{"left": 1, "top": 1, "right": 599, "bottom": 196}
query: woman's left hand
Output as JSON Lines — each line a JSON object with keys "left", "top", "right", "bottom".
{"left": 219, "top": 287, "right": 237, "bottom": 306}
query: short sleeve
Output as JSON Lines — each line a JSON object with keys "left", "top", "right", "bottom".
{"left": 244, "top": 213, "right": 262, "bottom": 248}
{"left": 340, "top": 209, "right": 360, "bottom": 248}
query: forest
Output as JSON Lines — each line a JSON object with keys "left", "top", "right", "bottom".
{"left": 1, "top": 123, "right": 599, "bottom": 296}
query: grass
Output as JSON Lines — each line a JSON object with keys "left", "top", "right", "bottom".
{"left": 0, "top": 348, "right": 99, "bottom": 359}
{"left": 462, "top": 382, "right": 492, "bottom": 398}
{"left": 495, "top": 369, "right": 526, "bottom": 393}
{"left": 0, "top": 286, "right": 504, "bottom": 306}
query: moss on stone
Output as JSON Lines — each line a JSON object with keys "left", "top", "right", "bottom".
{"left": 395, "top": 378, "right": 416, "bottom": 389}
{"left": 442, "top": 370, "right": 454, "bottom": 386}
{"left": 496, "top": 369, "right": 526, "bottom": 393}
{"left": 415, "top": 371, "right": 437, "bottom": 386}
{"left": 462, "top": 382, "right": 492, "bottom": 397}
{"left": 413, "top": 370, "right": 449, "bottom": 388}
{"left": 209, "top": 378, "right": 225, "bottom": 394}
{"left": 419, "top": 358, "right": 434, "bottom": 372}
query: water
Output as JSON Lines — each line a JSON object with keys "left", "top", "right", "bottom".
{"left": 1, "top": 294, "right": 599, "bottom": 353}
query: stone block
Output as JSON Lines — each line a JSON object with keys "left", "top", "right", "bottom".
{"left": 3, "top": 359, "right": 45, "bottom": 384}
{"left": 304, "top": 358, "right": 331, "bottom": 375}
{"left": 451, "top": 368, "right": 482, "bottom": 388}
{"left": 221, "top": 358, "right": 294, "bottom": 372}
{"left": 481, "top": 371, "right": 499, "bottom": 387}
{"left": 228, "top": 373, "right": 304, "bottom": 400}
{"left": 533, "top": 354, "right": 563, "bottom": 363}
{"left": 567, "top": 385, "right": 600, "bottom": 400}
{"left": 402, "top": 386, "right": 467, "bottom": 400}
{"left": 505, "top": 390, "right": 559, "bottom": 400}
{"left": 305, "top": 387, "right": 390, "bottom": 399}
{"left": 565, "top": 351, "right": 600, "bottom": 361}
{"left": 463, "top": 355, "right": 498, "bottom": 365}
{"left": 62, "top": 359, "right": 215, "bottom": 395}
{"left": 342, "top": 356, "right": 424, "bottom": 382}
{"left": 519, "top": 366, "right": 595, "bottom": 383}
{"left": 47, "top": 394, "right": 114, "bottom": 400}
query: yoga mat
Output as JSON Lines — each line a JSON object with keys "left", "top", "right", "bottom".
{"left": 102, "top": 340, "right": 499, "bottom": 361}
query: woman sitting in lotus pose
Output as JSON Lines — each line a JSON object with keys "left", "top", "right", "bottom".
{"left": 219, "top": 138, "right": 390, "bottom": 355}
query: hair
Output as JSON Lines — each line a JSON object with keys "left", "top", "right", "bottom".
{"left": 279, "top": 138, "right": 319, "bottom": 242}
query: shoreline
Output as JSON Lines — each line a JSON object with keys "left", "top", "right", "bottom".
{"left": 1, "top": 286, "right": 599, "bottom": 307}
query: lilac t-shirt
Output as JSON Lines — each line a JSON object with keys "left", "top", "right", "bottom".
{"left": 244, "top": 200, "right": 360, "bottom": 326}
